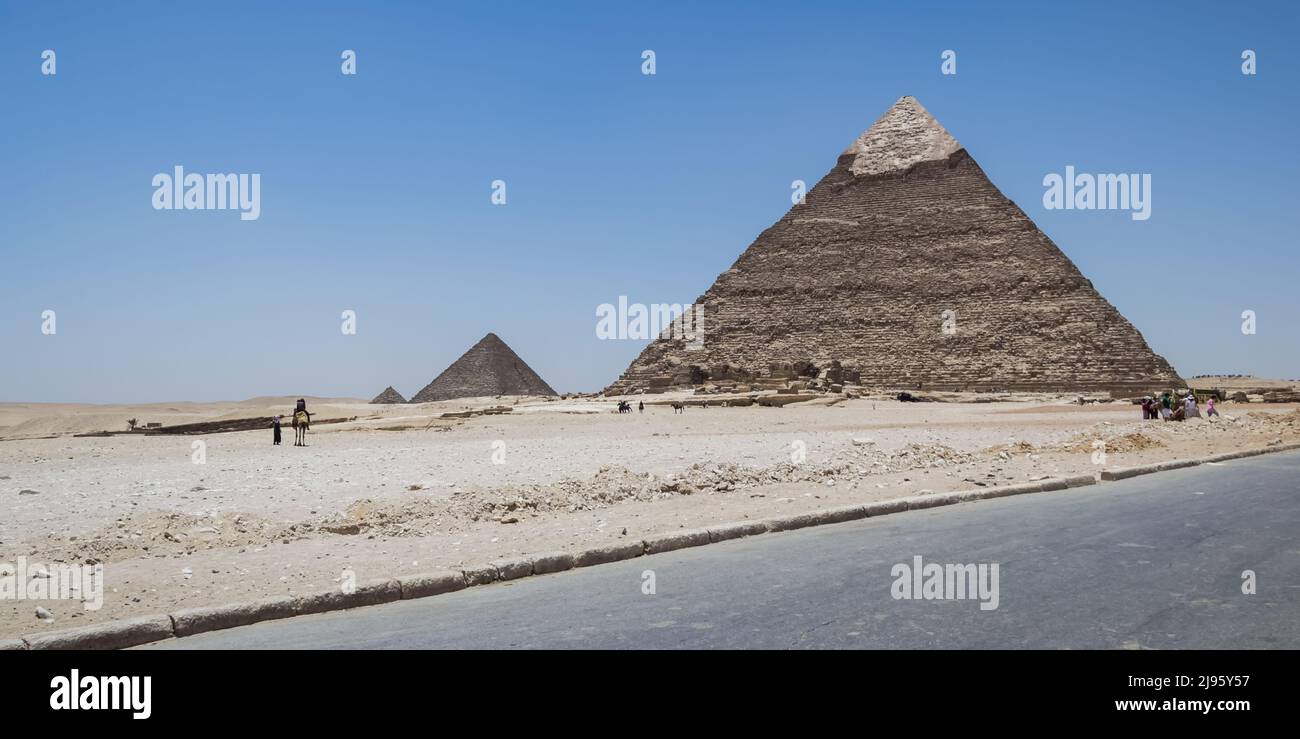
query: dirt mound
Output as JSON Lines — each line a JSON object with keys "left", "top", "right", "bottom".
{"left": 983, "top": 440, "right": 1039, "bottom": 455}
{"left": 1057, "top": 431, "right": 1165, "bottom": 454}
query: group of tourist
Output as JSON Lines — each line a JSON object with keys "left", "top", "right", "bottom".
{"left": 1140, "top": 391, "right": 1219, "bottom": 422}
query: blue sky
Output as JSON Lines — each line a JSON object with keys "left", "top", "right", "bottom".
{"left": 2, "top": 1, "right": 1297, "bottom": 402}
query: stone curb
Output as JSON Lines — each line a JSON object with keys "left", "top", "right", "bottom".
{"left": 862, "top": 498, "right": 909, "bottom": 515}
{"left": 643, "top": 529, "right": 711, "bottom": 554}
{"left": 21, "top": 614, "right": 174, "bottom": 651}
{"left": 16, "top": 443, "right": 1298, "bottom": 650}
{"left": 707, "top": 520, "right": 769, "bottom": 543}
{"left": 1100, "top": 463, "right": 1161, "bottom": 481}
{"left": 172, "top": 595, "right": 298, "bottom": 638}
{"left": 763, "top": 504, "right": 868, "bottom": 532}
{"left": 398, "top": 571, "right": 466, "bottom": 600}
{"left": 532, "top": 552, "right": 576, "bottom": 575}
{"left": 294, "top": 578, "right": 402, "bottom": 617}
{"left": 911, "top": 492, "right": 973, "bottom": 510}
{"left": 492, "top": 557, "right": 534, "bottom": 581}
{"left": 463, "top": 565, "right": 498, "bottom": 587}
{"left": 573, "top": 542, "right": 644, "bottom": 567}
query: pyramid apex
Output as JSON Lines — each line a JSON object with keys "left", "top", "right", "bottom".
{"left": 369, "top": 385, "right": 407, "bottom": 404}
{"left": 841, "top": 95, "right": 962, "bottom": 176}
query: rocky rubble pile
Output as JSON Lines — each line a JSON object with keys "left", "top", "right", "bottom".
{"left": 1045, "top": 408, "right": 1300, "bottom": 454}
{"left": 25, "top": 509, "right": 283, "bottom": 565}
{"left": 300, "top": 442, "right": 983, "bottom": 536}
{"left": 1251, "top": 408, "right": 1300, "bottom": 427}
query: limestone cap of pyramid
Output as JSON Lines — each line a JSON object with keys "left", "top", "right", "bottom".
{"left": 841, "top": 95, "right": 963, "bottom": 176}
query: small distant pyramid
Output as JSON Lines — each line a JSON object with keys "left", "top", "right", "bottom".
{"left": 605, "top": 96, "right": 1182, "bottom": 394}
{"left": 409, "top": 333, "right": 557, "bottom": 403}
{"left": 370, "top": 386, "right": 407, "bottom": 404}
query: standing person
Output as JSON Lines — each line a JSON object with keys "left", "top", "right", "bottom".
{"left": 1185, "top": 392, "right": 1199, "bottom": 418}
{"left": 1206, "top": 395, "right": 1219, "bottom": 419}
{"left": 271, "top": 415, "right": 282, "bottom": 446}
{"left": 638, "top": 401, "right": 644, "bottom": 414}
{"left": 1159, "top": 391, "right": 1173, "bottom": 421}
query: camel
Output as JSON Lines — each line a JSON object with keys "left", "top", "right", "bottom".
{"left": 293, "top": 410, "right": 310, "bottom": 446}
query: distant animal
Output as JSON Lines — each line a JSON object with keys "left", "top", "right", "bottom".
{"left": 293, "top": 410, "right": 310, "bottom": 446}
{"left": 671, "top": 401, "right": 685, "bottom": 414}
{"left": 616, "top": 400, "right": 631, "bottom": 414}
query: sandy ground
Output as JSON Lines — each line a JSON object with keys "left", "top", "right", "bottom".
{"left": 3, "top": 392, "right": 1299, "bottom": 639}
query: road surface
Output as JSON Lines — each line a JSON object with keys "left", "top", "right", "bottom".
{"left": 148, "top": 450, "right": 1300, "bottom": 649}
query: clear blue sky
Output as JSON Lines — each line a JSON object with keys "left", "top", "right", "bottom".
{"left": 3, "top": 1, "right": 1297, "bottom": 403}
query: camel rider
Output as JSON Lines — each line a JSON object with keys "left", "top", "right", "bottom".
{"left": 293, "top": 398, "right": 311, "bottom": 426}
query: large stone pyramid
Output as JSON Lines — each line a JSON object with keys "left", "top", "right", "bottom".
{"left": 369, "top": 386, "right": 406, "bottom": 404}
{"left": 409, "top": 333, "right": 557, "bottom": 403}
{"left": 606, "top": 96, "right": 1181, "bottom": 394}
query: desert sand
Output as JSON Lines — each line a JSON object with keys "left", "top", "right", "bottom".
{"left": 3, "top": 391, "right": 1299, "bottom": 639}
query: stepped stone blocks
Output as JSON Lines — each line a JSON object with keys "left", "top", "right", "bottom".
{"left": 410, "top": 332, "right": 557, "bottom": 403}
{"left": 369, "top": 386, "right": 407, "bottom": 404}
{"left": 605, "top": 96, "right": 1182, "bottom": 395}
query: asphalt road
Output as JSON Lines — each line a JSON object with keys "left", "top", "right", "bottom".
{"left": 148, "top": 450, "right": 1300, "bottom": 649}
